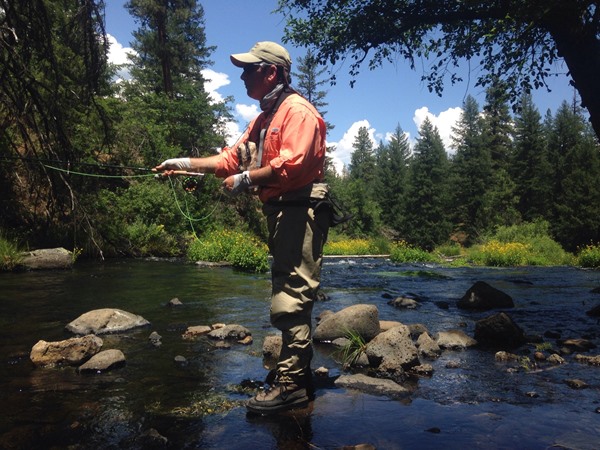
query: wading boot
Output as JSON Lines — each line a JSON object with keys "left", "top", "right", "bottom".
{"left": 246, "top": 382, "right": 309, "bottom": 415}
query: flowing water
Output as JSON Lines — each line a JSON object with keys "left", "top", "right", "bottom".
{"left": 1, "top": 258, "right": 599, "bottom": 449}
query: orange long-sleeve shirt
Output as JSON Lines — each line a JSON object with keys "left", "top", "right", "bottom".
{"left": 215, "top": 93, "right": 326, "bottom": 203}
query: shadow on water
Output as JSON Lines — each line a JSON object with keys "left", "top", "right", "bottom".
{"left": 1, "top": 258, "right": 600, "bottom": 449}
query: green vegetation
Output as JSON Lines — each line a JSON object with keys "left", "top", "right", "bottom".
{"left": 187, "top": 229, "right": 269, "bottom": 273}
{"left": 1, "top": 1, "right": 599, "bottom": 274}
{"left": 0, "top": 235, "right": 23, "bottom": 271}
{"left": 337, "top": 328, "right": 368, "bottom": 369}
{"left": 577, "top": 244, "right": 600, "bottom": 268}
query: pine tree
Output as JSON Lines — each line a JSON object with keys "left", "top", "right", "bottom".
{"left": 511, "top": 93, "right": 552, "bottom": 221}
{"left": 549, "top": 103, "right": 600, "bottom": 250}
{"left": 449, "top": 95, "right": 490, "bottom": 243}
{"left": 293, "top": 50, "right": 337, "bottom": 177}
{"left": 122, "top": 0, "right": 228, "bottom": 162}
{"left": 481, "top": 79, "right": 520, "bottom": 226}
{"left": 375, "top": 125, "right": 411, "bottom": 234}
{"left": 404, "top": 118, "right": 451, "bottom": 250}
{"left": 348, "top": 126, "right": 376, "bottom": 186}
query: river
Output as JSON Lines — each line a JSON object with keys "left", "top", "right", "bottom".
{"left": 1, "top": 258, "right": 599, "bottom": 449}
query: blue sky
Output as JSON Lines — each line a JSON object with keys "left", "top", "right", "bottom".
{"left": 105, "top": 0, "right": 577, "bottom": 171}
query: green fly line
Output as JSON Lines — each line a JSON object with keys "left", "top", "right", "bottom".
{"left": 42, "top": 163, "right": 218, "bottom": 233}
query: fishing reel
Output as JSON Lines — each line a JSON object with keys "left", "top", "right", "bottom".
{"left": 154, "top": 171, "right": 205, "bottom": 193}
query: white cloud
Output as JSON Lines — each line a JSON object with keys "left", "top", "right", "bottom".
{"left": 327, "top": 119, "right": 376, "bottom": 174}
{"left": 236, "top": 103, "right": 259, "bottom": 122}
{"left": 201, "top": 69, "right": 230, "bottom": 104}
{"left": 413, "top": 106, "right": 462, "bottom": 154}
{"left": 107, "top": 34, "right": 136, "bottom": 81}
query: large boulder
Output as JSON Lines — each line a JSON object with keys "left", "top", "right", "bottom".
{"left": 364, "top": 324, "right": 419, "bottom": 381}
{"left": 313, "top": 304, "right": 380, "bottom": 343}
{"left": 457, "top": 281, "right": 514, "bottom": 310}
{"left": 65, "top": 308, "right": 150, "bottom": 335}
{"left": 78, "top": 349, "right": 126, "bottom": 373}
{"left": 20, "top": 248, "right": 73, "bottom": 270}
{"left": 474, "top": 312, "right": 526, "bottom": 349}
{"left": 30, "top": 334, "right": 103, "bottom": 367}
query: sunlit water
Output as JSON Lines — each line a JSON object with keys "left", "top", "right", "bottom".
{"left": 1, "top": 258, "right": 599, "bottom": 449}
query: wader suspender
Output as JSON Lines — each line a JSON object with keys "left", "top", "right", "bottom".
{"left": 251, "top": 89, "right": 295, "bottom": 169}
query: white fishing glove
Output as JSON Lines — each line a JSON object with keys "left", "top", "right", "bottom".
{"left": 227, "top": 171, "right": 252, "bottom": 197}
{"left": 159, "top": 157, "right": 192, "bottom": 170}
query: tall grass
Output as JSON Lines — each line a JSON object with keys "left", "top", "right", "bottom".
{"left": 0, "top": 234, "right": 23, "bottom": 271}
{"left": 187, "top": 229, "right": 269, "bottom": 272}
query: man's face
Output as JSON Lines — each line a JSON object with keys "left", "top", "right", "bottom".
{"left": 241, "top": 63, "right": 277, "bottom": 100}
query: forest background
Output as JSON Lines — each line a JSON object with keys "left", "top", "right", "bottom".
{"left": 1, "top": 0, "right": 599, "bottom": 270}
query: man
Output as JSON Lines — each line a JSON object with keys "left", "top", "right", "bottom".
{"left": 154, "top": 41, "right": 330, "bottom": 414}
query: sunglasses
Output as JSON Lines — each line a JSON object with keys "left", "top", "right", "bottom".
{"left": 242, "top": 63, "right": 272, "bottom": 74}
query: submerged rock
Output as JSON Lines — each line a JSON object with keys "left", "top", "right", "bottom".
{"left": 78, "top": 349, "right": 125, "bottom": 373}
{"left": 207, "top": 324, "right": 251, "bottom": 340}
{"left": 335, "top": 373, "right": 412, "bottom": 399}
{"left": 65, "top": 308, "right": 150, "bottom": 335}
{"left": 30, "top": 334, "right": 103, "bottom": 367}
{"left": 474, "top": 312, "right": 526, "bottom": 349}
{"left": 457, "top": 281, "right": 514, "bottom": 310}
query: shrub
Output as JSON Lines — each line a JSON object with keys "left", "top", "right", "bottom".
{"left": 324, "top": 237, "right": 388, "bottom": 255}
{"left": 0, "top": 234, "right": 23, "bottom": 271}
{"left": 123, "top": 221, "right": 179, "bottom": 257}
{"left": 577, "top": 244, "right": 600, "bottom": 268}
{"left": 470, "top": 240, "right": 530, "bottom": 266}
{"left": 389, "top": 240, "right": 439, "bottom": 263}
{"left": 187, "top": 229, "right": 269, "bottom": 273}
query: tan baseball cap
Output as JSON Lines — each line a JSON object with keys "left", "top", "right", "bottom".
{"left": 230, "top": 41, "right": 292, "bottom": 70}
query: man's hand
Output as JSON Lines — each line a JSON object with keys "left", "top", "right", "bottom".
{"left": 223, "top": 171, "right": 252, "bottom": 196}
{"left": 153, "top": 157, "right": 192, "bottom": 172}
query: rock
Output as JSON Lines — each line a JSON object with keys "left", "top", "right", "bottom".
{"left": 168, "top": 298, "right": 183, "bottom": 307}
{"left": 388, "top": 296, "right": 420, "bottom": 309}
{"left": 340, "top": 444, "right": 376, "bottom": 450}
{"left": 560, "top": 338, "right": 597, "bottom": 352}
{"left": 313, "top": 304, "right": 380, "bottom": 343}
{"left": 174, "top": 355, "right": 188, "bottom": 365}
{"left": 315, "top": 366, "right": 329, "bottom": 377}
{"left": 436, "top": 330, "right": 477, "bottom": 349}
{"left": 380, "top": 320, "right": 403, "bottom": 332}
{"left": 78, "top": 349, "right": 126, "bottom": 373}
{"left": 533, "top": 351, "right": 546, "bottom": 361}
{"left": 238, "top": 335, "right": 253, "bottom": 345}
{"left": 586, "top": 304, "right": 600, "bottom": 316}
{"left": 474, "top": 312, "right": 526, "bottom": 349}
{"left": 334, "top": 373, "right": 412, "bottom": 399}
{"left": 407, "top": 323, "right": 429, "bottom": 338}
{"left": 365, "top": 325, "right": 419, "bottom": 381}
{"left": 262, "top": 335, "right": 282, "bottom": 359}
{"left": 19, "top": 247, "right": 73, "bottom": 270}
{"left": 495, "top": 351, "right": 520, "bottom": 362}
{"left": 30, "top": 334, "right": 103, "bottom": 367}
{"left": 574, "top": 354, "right": 600, "bottom": 366}
{"left": 207, "top": 324, "right": 251, "bottom": 340}
{"left": 65, "top": 308, "right": 150, "bottom": 335}
{"left": 416, "top": 332, "right": 442, "bottom": 358}
{"left": 564, "top": 379, "right": 588, "bottom": 389}
{"left": 410, "top": 363, "right": 434, "bottom": 376}
{"left": 149, "top": 331, "right": 162, "bottom": 347}
{"left": 457, "top": 281, "right": 514, "bottom": 310}
{"left": 547, "top": 354, "right": 566, "bottom": 365}
{"left": 182, "top": 325, "right": 212, "bottom": 339}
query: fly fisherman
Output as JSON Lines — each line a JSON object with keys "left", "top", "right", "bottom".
{"left": 154, "top": 41, "right": 330, "bottom": 414}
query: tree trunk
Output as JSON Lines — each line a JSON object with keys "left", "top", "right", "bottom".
{"left": 546, "top": 17, "right": 600, "bottom": 140}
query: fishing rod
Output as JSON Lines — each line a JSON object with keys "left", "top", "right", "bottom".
{"left": 0, "top": 155, "right": 152, "bottom": 173}
{"left": 0, "top": 155, "right": 205, "bottom": 181}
